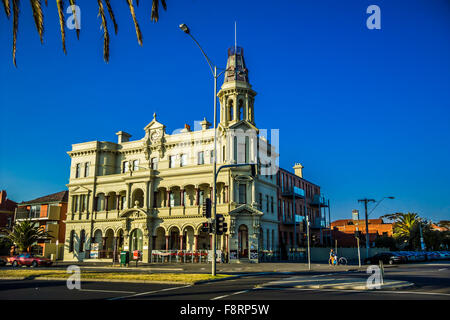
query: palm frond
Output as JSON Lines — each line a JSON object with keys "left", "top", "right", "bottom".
{"left": 126, "top": 0, "right": 142, "bottom": 46}
{"left": 151, "top": 0, "right": 167, "bottom": 22}
{"left": 12, "top": 0, "right": 19, "bottom": 67}
{"left": 97, "top": 0, "right": 109, "bottom": 62}
{"left": 104, "top": 0, "right": 118, "bottom": 34}
{"left": 30, "top": 0, "right": 44, "bottom": 43}
{"left": 150, "top": 0, "right": 158, "bottom": 22}
{"left": 2, "top": 0, "right": 11, "bottom": 18}
{"left": 56, "top": 0, "right": 66, "bottom": 54}
{"left": 68, "top": 0, "right": 79, "bottom": 39}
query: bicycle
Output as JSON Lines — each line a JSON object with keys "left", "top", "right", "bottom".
{"left": 328, "top": 256, "right": 348, "bottom": 266}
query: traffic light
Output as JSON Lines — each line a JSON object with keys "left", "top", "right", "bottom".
{"left": 215, "top": 214, "right": 227, "bottom": 235}
{"left": 202, "top": 198, "right": 211, "bottom": 218}
{"left": 201, "top": 222, "right": 210, "bottom": 233}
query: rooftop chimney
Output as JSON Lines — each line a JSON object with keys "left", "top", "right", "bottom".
{"left": 116, "top": 131, "right": 131, "bottom": 144}
{"left": 293, "top": 163, "right": 304, "bottom": 178}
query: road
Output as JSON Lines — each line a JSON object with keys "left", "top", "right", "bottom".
{"left": 0, "top": 262, "right": 449, "bottom": 300}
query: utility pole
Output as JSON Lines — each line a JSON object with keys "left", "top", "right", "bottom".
{"left": 358, "top": 198, "right": 376, "bottom": 259}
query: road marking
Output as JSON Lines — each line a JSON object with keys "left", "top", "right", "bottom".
{"left": 438, "top": 268, "right": 447, "bottom": 271}
{"left": 211, "top": 290, "right": 250, "bottom": 300}
{"left": 108, "top": 284, "right": 192, "bottom": 300}
{"left": 258, "top": 287, "right": 450, "bottom": 297}
{"left": 79, "top": 289, "right": 136, "bottom": 294}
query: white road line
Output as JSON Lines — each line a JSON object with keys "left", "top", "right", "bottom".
{"left": 108, "top": 284, "right": 192, "bottom": 300}
{"left": 79, "top": 289, "right": 136, "bottom": 294}
{"left": 438, "top": 268, "right": 447, "bottom": 271}
{"left": 211, "top": 290, "right": 250, "bottom": 300}
{"left": 259, "top": 287, "right": 450, "bottom": 297}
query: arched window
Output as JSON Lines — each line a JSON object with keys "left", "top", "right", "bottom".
{"left": 228, "top": 100, "right": 234, "bottom": 121}
{"left": 69, "top": 230, "right": 75, "bottom": 253}
{"left": 238, "top": 99, "right": 244, "bottom": 121}
{"left": 79, "top": 230, "right": 86, "bottom": 252}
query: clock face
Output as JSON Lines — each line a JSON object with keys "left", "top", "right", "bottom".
{"left": 150, "top": 130, "right": 161, "bottom": 141}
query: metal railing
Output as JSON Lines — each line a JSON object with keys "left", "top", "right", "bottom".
{"left": 150, "top": 250, "right": 211, "bottom": 263}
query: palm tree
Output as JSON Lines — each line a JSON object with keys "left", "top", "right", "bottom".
{"left": 6, "top": 219, "right": 53, "bottom": 253}
{"left": 392, "top": 212, "right": 419, "bottom": 239}
{"left": 1, "top": 0, "right": 167, "bottom": 66}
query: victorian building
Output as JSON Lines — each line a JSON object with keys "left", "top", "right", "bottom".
{"left": 64, "top": 46, "right": 280, "bottom": 263}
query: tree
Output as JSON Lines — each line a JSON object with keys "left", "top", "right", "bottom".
{"left": 6, "top": 219, "right": 53, "bottom": 253}
{"left": 1, "top": 0, "right": 167, "bottom": 66}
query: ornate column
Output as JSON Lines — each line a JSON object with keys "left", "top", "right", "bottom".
{"left": 105, "top": 196, "right": 110, "bottom": 212}
{"left": 166, "top": 190, "right": 170, "bottom": 207}
{"left": 180, "top": 189, "right": 185, "bottom": 207}
{"left": 116, "top": 195, "right": 120, "bottom": 211}
{"left": 165, "top": 235, "right": 169, "bottom": 251}
{"left": 225, "top": 186, "right": 229, "bottom": 203}
{"left": 195, "top": 188, "right": 200, "bottom": 206}
{"left": 126, "top": 183, "right": 132, "bottom": 209}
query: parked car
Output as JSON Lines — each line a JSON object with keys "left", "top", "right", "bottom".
{"left": 8, "top": 253, "right": 53, "bottom": 267}
{"left": 364, "top": 252, "right": 406, "bottom": 265}
{"left": 0, "top": 257, "right": 7, "bottom": 266}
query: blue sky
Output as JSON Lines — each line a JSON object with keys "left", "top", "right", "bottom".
{"left": 1, "top": 0, "right": 449, "bottom": 222}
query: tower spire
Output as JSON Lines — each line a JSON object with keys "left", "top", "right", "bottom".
{"left": 235, "top": 21, "right": 237, "bottom": 52}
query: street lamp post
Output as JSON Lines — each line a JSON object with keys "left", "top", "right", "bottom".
{"left": 358, "top": 196, "right": 394, "bottom": 259}
{"left": 179, "top": 24, "right": 225, "bottom": 276}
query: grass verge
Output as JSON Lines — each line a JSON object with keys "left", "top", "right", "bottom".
{"left": 0, "top": 269, "right": 231, "bottom": 284}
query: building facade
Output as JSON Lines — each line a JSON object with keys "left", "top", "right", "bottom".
{"left": 0, "top": 190, "right": 17, "bottom": 238}
{"left": 331, "top": 218, "right": 393, "bottom": 247}
{"left": 64, "top": 46, "right": 279, "bottom": 263}
{"left": 15, "top": 191, "right": 68, "bottom": 259}
{"left": 276, "top": 165, "right": 329, "bottom": 258}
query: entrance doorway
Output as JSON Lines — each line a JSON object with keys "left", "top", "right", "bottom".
{"left": 238, "top": 224, "right": 248, "bottom": 258}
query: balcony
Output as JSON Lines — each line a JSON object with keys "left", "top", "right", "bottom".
{"left": 15, "top": 208, "right": 40, "bottom": 220}
{"left": 310, "top": 194, "right": 328, "bottom": 207}
{"left": 281, "top": 186, "right": 305, "bottom": 198}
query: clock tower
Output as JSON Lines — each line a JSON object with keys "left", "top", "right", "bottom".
{"left": 218, "top": 46, "right": 257, "bottom": 128}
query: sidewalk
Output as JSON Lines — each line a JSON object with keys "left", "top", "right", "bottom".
{"left": 44, "top": 261, "right": 385, "bottom": 274}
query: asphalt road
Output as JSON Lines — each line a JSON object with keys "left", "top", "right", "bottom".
{"left": 0, "top": 262, "right": 449, "bottom": 300}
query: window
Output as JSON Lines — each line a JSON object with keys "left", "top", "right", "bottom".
{"left": 69, "top": 230, "right": 75, "bottom": 253}
{"left": 122, "top": 161, "right": 129, "bottom": 173}
{"left": 79, "top": 230, "right": 85, "bottom": 252}
{"left": 259, "top": 193, "right": 262, "bottom": 207}
{"left": 30, "top": 205, "right": 40, "bottom": 218}
{"left": 271, "top": 197, "right": 274, "bottom": 213}
{"left": 239, "top": 184, "right": 247, "bottom": 204}
{"left": 180, "top": 154, "right": 187, "bottom": 167}
{"left": 266, "top": 195, "right": 269, "bottom": 212}
{"left": 84, "top": 162, "right": 90, "bottom": 177}
{"left": 151, "top": 157, "right": 158, "bottom": 170}
{"left": 210, "top": 150, "right": 214, "bottom": 164}
{"left": 169, "top": 156, "right": 176, "bottom": 168}
{"left": 73, "top": 196, "right": 78, "bottom": 213}
{"left": 198, "top": 151, "right": 204, "bottom": 165}
{"left": 75, "top": 163, "right": 81, "bottom": 178}
{"left": 133, "top": 159, "right": 139, "bottom": 171}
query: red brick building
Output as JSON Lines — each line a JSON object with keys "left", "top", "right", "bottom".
{"left": 15, "top": 191, "right": 68, "bottom": 259}
{"left": 0, "top": 190, "right": 17, "bottom": 235}
{"left": 331, "top": 218, "right": 393, "bottom": 247}
{"left": 276, "top": 164, "right": 330, "bottom": 257}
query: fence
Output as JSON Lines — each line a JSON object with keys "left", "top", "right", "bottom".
{"left": 150, "top": 250, "right": 211, "bottom": 263}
